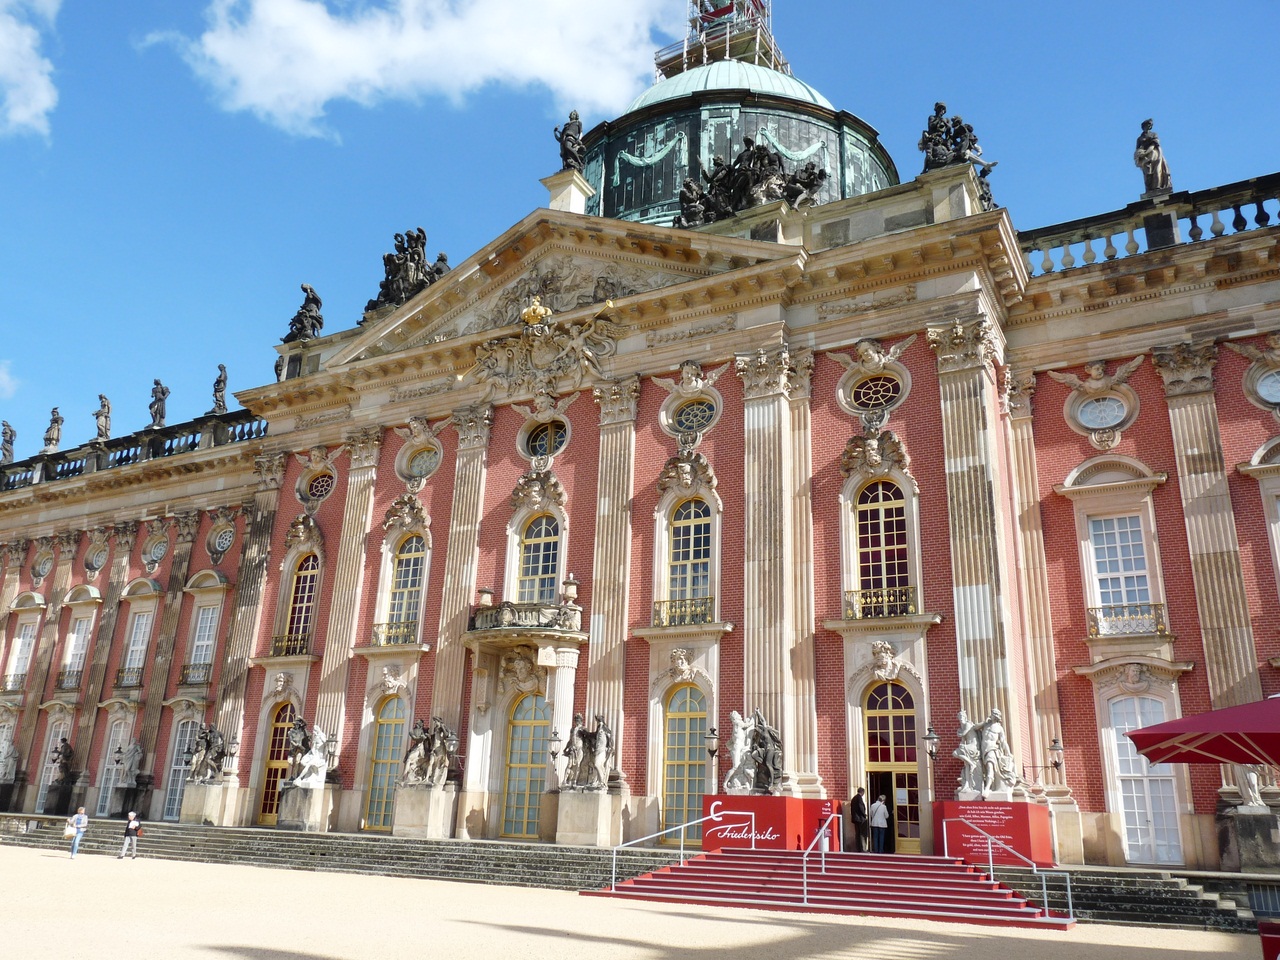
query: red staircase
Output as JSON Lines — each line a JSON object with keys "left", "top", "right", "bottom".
{"left": 585, "top": 848, "right": 1074, "bottom": 929}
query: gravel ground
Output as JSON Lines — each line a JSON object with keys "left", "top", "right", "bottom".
{"left": 0, "top": 845, "right": 1260, "bottom": 960}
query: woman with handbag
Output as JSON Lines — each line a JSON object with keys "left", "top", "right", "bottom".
{"left": 118, "top": 811, "right": 142, "bottom": 859}
{"left": 65, "top": 806, "right": 88, "bottom": 859}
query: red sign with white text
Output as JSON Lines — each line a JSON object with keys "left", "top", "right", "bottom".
{"left": 934, "top": 800, "right": 1055, "bottom": 867}
{"left": 701, "top": 795, "right": 839, "bottom": 852}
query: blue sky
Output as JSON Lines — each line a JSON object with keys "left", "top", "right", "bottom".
{"left": 1, "top": 1, "right": 1278, "bottom": 457}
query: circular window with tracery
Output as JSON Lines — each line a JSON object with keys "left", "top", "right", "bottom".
{"left": 33, "top": 555, "right": 53, "bottom": 579}
{"left": 673, "top": 398, "right": 717, "bottom": 434}
{"left": 1077, "top": 395, "right": 1127, "bottom": 430}
{"left": 85, "top": 547, "right": 108, "bottom": 572}
{"left": 524, "top": 421, "right": 568, "bottom": 459}
{"left": 213, "top": 528, "right": 235, "bottom": 554}
{"left": 407, "top": 446, "right": 441, "bottom": 479}
{"left": 849, "top": 375, "right": 903, "bottom": 411}
{"left": 307, "top": 472, "right": 335, "bottom": 501}
{"left": 1258, "top": 370, "right": 1280, "bottom": 405}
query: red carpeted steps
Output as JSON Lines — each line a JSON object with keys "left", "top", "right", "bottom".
{"left": 585, "top": 848, "right": 1075, "bottom": 929}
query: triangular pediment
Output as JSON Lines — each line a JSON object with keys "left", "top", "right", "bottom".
{"left": 328, "top": 208, "right": 792, "bottom": 367}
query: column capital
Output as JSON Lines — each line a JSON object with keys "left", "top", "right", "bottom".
{"left": 254, "top": 452, "right": 287, "bottom": 490}
{"left": 345, "top": 426, "right": 383, "bottom": 470}
{"left": 114, "top": 521, "right": 139, "bottom": 552}
{"left": 593, "top": 376, "right": 640, "bottom": 426}
{"left": 926, "top": 316, "right": 999, "bottom": 374}
{"left": 2, "top": 538, "right": 29, "bottom": 568}
{"left": 452, "top": 404, "right": 494, "bottom": 450}
{"left": 735, "top": 344, "right": 809, "bottom": 400}
{"left": 1003, "top": 368, "right": 1037, "bottom": 419}
{"left": 173, "top": 512, "right": 201, "bottom": 544}
{"left": 54, "top": 530, "right": 80, "bottom": 554}
{"left": 1152, "top": 341, "right": 1217, "bottom": 397}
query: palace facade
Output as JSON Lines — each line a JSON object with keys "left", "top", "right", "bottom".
{"left": 2, "top": 3, "right": 1280, "bottom": 870}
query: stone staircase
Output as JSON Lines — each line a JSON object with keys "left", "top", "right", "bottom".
{"left": 589, "top": 848, "right": 1075, "bottom": 929}
{"left": 0, "top": 813, "right": 676, "bottom": 890}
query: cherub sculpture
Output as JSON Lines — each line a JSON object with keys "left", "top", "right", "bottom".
{"left": 1046, "top": 356, "right": 1144, "bottom": 393}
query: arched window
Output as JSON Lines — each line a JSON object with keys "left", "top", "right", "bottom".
{"left": 517, "top": 516, "right": 560, "bottom": 603}
{"left": 279, "top": 555, "right": 319, "bottom": 655}
{"left": 863, "top": 680, "right": 920, "bottom": 854}
{"left": 163, "top": 719, "right": 200, "bottom": 820}
{"left": 381, "top": 536, "right": 425, "bottom": 644}
{"left": 1109, "top": 695, "right": 1183, "bottom": 864}
{"left": 662, "top": 684, "right": 708, "bottom": 841}
{"left": 665, "top": 499, "right": 713, "bottom": 625}
{"left": 365, "top": 697, "right": 406, "bottom": 830}
{"left": 96, "top": 719, "right": 129, "bottom": 817}
{"left": 502, "top": 693, "right": 550, "bottom": 838}
{"left": 258, "top": 702, "right": 296, "bottom": 825}
{"left": 35, "top": 718, "right": 71, "bottom": 813}
{"left": 853, "top": 480, "right": 912, "bottom": 618}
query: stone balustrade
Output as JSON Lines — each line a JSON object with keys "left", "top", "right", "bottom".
{"left": 1086, "top": 602, "right": 1169, "bottom": 638}
{"left": 0, "top": 409, "right": 268, "bottom": 492}
{"left": 470, "top": 600, "right": 583, "bottom": 634}
{"left": 1019, "top": 172, "right": 1280, "bottom": 277}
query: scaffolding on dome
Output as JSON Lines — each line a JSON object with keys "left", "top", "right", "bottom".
{"left": 654, "top": 0, "right": 790, "bottom": 80}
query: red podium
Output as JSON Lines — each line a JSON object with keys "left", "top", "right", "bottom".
{"left": 701, "top": 795, "right": 839, "bottom": 851}
{"left": 934, "top": 800, "right": 1055, "bottom": 867}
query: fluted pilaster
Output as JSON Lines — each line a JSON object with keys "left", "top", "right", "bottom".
{"left": 430, "top": 404, "right": 493, "bottom": 731}
{"left": 16, "top": 532, "right": 79, "bottom": 769}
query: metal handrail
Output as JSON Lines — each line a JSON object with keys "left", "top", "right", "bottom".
{"left": 609, "top": 810, "right": 757, "bottom": 891}
{"left": 942, "top": 816, "right": 1074, "bottom": 920}
{"left": 800, "top": 812, "right": 840, "bottom": 905}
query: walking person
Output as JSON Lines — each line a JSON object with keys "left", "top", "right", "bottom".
{"left": 66, "top": 806, "right": 88, "bottom": 859}
{"left": 869, "top": 793, "right": 890, "bottom": 854}
{"left": 850, "top": 787, "right": 869, "bottom": 852}
{"left": 118, "top": 811, "right": 142, "bottom": 859}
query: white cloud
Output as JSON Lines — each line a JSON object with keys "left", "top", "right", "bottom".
{"left": 0, "top": 0, "right": 59, "bottom": 137}
{"left": 158, "top": 0, "right": 682, "bottom": 136}
{"left": 0, "top": 360, "right": 18, "bottom": 400}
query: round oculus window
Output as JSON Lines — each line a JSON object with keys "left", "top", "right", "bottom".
{"left": 307, "top": 472, "right": 335, "bottom": 501}
{"left": 525, "top": 420, "right": 568, "bottom": 458}
{"left": 86, "top": 547, "right": 108, "bottom": 571}
{"left": 213, "top": 528, "right": 235, "bottom": 553}
{"left": 148, "top": 538, "right": 169, "bottom": 563}
{"left": 33, "top": 555, "right": 53, "bottom": 578}
{"left": 672, "top": 398, "right": 717, "bottom": 434}
{"left": 849, "top": 374, "right": 903, "bottom": 411}
{"left": 407, "top": 446, "right": 441, "bottom": 478}
{"left": 1258, "top": 370, "right": 1280, "bottom": 405}
{"left": 1077, "top": 395, "right": 1127, "bottom": 430}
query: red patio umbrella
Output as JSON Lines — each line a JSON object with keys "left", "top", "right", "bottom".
{"left": 1126, "top": 695, "right": 1280, "bottom": 766}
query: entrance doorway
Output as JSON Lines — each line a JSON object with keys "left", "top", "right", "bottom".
{"left": 364, "top": 696, "right": 406, "bottom": 831}
{"left": 864, "top": 680, "right": 921, "bottom": 854}
{"left": 501, "top": 693, "right": 550, "bottom": 839}
{"left": 258, "top": 702, "right": 296, "bottom": 825}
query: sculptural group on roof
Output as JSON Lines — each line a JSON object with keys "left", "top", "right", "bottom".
{"left": 363, "top": 227, "right": 451, "bottom": 320}
{"left": 674, "top": 137, "right": 829, "bottom": 228}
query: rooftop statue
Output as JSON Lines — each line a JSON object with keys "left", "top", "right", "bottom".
{"left": 677, "top": 139, "right": 829, "bottom": 229}
{"left": 363, "top": 227, "right": 447, "bottom": 320}
{"left": 1134, "top": 118, "right": 1172, "bottom": 194}
{"left": 209, "top": 364, "right": 228, "bottom": 416}
{"left": 283, "top": 283, "right": 324, "bottom": 343}
{"left": 2, "top": 420, "right": 15, "bottom": 464}
{"left": 148, "top": 379, "right": 170, "bottom": 429}
{"left": 554, "top": 110, "right": 585, "bottom": 172}
{"left": 41, "top": 407, "right": 63, "bottom": 454}
{"left": 93, "top": 394, "right": 111, "bottom": 442}
{"left": 918, "top": 102, "right": 999, "bottom": 211}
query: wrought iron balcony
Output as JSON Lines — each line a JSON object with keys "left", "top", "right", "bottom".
{"left": 371, "top": 621, "right": 420, "bottom": 646}
{"left": 179, "top": 662, "right": 212, "bottom": 685}
{"left": 652, "top": 596, "right": 716, "bottom": 627}
{"left": 269, "top": 633, "right": 312, "bottom": 657}
{"left": 56, "top": 669, "right": 82, "bottom": 690}
{"left": 471, "top": 601, "right": 582, "bottom": 633}
{"left": 115, "top": 666, "right": 144, "bottom": 688}
{"left": 844, "top": 586, "right": 917, "bottom": 620}
{"left": 0, "top": 673, "right": 26, "bottom": 692}
{"left": 1087, "top": 603, "right": 1169, "bottom": 638}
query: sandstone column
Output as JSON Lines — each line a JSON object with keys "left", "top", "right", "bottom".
{"left": 926, "top": 318, "right": 1019, "bottom": 729}
{"left": 430, "top": 404, "right": 493, "bottom": 732}
{"left": 214, "top": 455, "right": 286, "bottom": 784}
{"left": 1151, "top": 342, "right": 1263, "bottom": 710}
{"left": 585, "top": 377, "right": 638, "bottom": 749}
{"left": 314, "top": 428, "right": 383, "bottom": 746}
{"left": 735, "top": 345, "right": 820, "bottom": 796}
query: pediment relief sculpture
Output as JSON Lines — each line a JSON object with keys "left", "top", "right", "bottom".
{"left": 657, "top": 449, "right": 717, "bottom": 500}
{"left": 841, "top": 427, "right": 913, "bottom": 487}
{"left": 512, "top": 468, "right": 565, "bottom": 512}
{"left": 284, "top": 514, "right": 322, "bottom": 552}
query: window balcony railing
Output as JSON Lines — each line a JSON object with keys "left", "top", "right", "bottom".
{"left": 269, "top": 633, "right": 312, "bottom": 657}
{"left": 471, "top": 601, "right": 582, "bottom": 633}
{"left": 371, "top": 621, "right": 420, "bottom": 646}
{"left": 0, "top": 673, "right": 26, "bottom": 692}
{"left": 115, "top": 666, "right": 144, "bottom": 688}
{"left": 179, "top": 662, "right": 212, "bottom": 685}
{"left": 55, "top": 669, "right": 82, "bottom": 690}
{"left": 1087, "top": 602, "right": 1169, "bottom": 638}
{"left": 652, "top": 596, "right": 716, "bottom": 627}
{"left": 844, "top": 585, "right": 917, "bottom": 620}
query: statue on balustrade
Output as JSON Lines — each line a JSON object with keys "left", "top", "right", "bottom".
{"left": 0, "top": 734, "right": 18, "bottom": 783}
{"left": 1, "top": 421, "right": 15, "bottom": 464}
{"left": 93, "top": 395, "right": 111, "bottom": 442}
{"left": 209, "top": 364, "right": 228, "bottom": 416}
{"left": 293, "top": 726, "right": 329, "bottom": 788}
{"left": 283, "top": 284, "right": 324, "bottom": 343}
{"left": 187, "top": 723, "right": 227, "bottom": 783}
{"left": 722, "top": 709, "right": 756, "bottom": 794}
{"left": 918, "top": 102, "right": 998, "bottom": 211}
{"left": 749, "top": 708, "right": 783, "bottom": 795}
{"left": 554, "top": 110, "right": 585, "bottom": 172}
{"left": 363, "top": 228, "right": 448, "bottom": 320}
{"left": 1134, "top": 118, "right": 1172, "bottom": 194}
{"left": 286, "top": 718, "right": 311, "bottom": 780}
{"left": 41, "top": 407, "right": 63, "bottom": 454}
{"left": 148, "top": 380, "right": 170, "bottom": 429}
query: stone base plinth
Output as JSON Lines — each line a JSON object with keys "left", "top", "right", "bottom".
{"left": 277, "top": 783, "right": 337, "bottom": 832}
{"left": 391, "top": 784, "right": 458, "bottom": 839}
{"left": 540, "top": 169, "right": 595, "bottom": 215}
{"left": 556, "top": 789, "right": 623, "bottom": 847}
{"left": 1218, "top": 807, "right": 1280, "bottom": 873}
{"left": 180, "top": 781, "right": 230, "bottom": 826}
{"left": 538, "top": 791, "right": 558, "bottom": 843}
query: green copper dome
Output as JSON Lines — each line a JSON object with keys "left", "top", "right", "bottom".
{"left": 626, "top": 61, "right": 833, "bottom": 113}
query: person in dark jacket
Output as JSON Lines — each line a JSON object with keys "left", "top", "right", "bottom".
{"left": 850, "top": 787, "right": 869, "bottom": 852}
{"left": 118, "top": 811, "right": 142, "bottom": 859}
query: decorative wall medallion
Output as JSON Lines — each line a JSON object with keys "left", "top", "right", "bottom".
{"left": 511, "top": 469, "right": 565, "bottom": 512}
{"left": 655, "top": 361, "right": 728, "bottom": 442}
{"left": 840, "top": 427, "right": 914, "bottom": 488}
{"left": 1049, "top": 356, "right": 1143, "bottom": 450}
{"left": 295, "top": 445, "right": 342, "bottom": 514}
